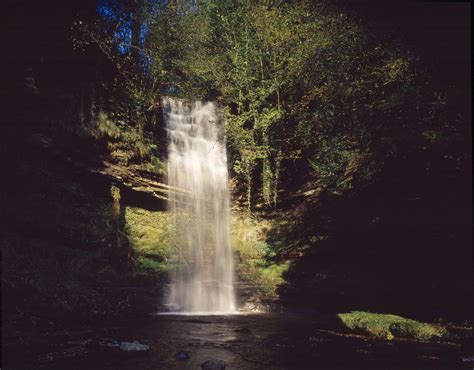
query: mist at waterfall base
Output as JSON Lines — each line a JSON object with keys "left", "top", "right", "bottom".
{"left": 162, "top": 97, "right": 237, "bottom": 315}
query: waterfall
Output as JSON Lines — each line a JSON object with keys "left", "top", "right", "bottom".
{"left": 163, "top": 97, "right": 237, "bottom": 314}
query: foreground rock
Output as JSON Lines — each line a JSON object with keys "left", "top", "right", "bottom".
{"left": 175, "top": 350, "right": 190, "bottom": 360}
{"left": 119, "top": 341, "right": 150, "bottom": 352}
{"left": 201, "top": 358, "right": 226, "bottom": 370}
{"left": 98, "top": 339, "right": 150, "bottom": 355}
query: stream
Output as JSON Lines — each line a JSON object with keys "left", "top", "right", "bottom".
{"left": 5, "top": 313, "right": 471, "bottom": 369}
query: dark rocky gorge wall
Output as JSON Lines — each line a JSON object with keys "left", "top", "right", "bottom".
{"left": 276, "top": 156, "right": 472, "bottom": 322}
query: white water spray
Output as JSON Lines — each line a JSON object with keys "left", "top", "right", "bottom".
{"left": 163, "top": 97, "right": 237, "bottom": 314}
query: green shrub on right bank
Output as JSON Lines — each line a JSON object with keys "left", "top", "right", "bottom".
{"left": 338, "top": 311, "right": 449, "bottom": 341}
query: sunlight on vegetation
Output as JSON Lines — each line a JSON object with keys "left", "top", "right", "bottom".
{"left": 125, "top": 207, "right": 175, "bottom": 280}
{"left": 125, "top": 206, "right": 170, "bottom": 258}
{"left": 231, "top": 215, "right": 289, "bottom": 298}
{"left": 124, "top": 206, "right": 173, "bottom": 259}
{"left": 136, "top": 255, "right": 168, "bottom": 275}
{"left": 338, "top": 311, "right": 449, "bottom": 341}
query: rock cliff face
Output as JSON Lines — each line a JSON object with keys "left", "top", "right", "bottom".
{"left": 19, "top": 130, "right": 171, "bottom": 206}
{"left": 268, "top": 153, "right": 472, "bottom": 323}
{"left": 2, "top": 123, "right": 472, "bottom": 326}
{"left": 1, "top": 127, "right": 171, "bottom": 334}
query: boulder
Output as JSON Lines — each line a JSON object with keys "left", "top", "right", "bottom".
{"left": 119, "top": 341, "right": 150, "bottom": 352}
{"left": 175, "top": 350, "right": 190, "bottom": 360}
{"left": 201, "top": 359, "right": 226, "bottom": 370}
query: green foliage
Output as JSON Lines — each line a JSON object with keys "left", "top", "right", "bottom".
{"left": 165, "top": 0, "right": 465, "bottom": 210}
{"left": 76, "top": 0, "right": 467, "bottom": 212}
{"left": 71, "top": 0, "right": 469, "bottom": 215}
{"left": 124, "top": 206, "right": 173, "bottom": 259}
{"left": 231, "top": 214, "right": 288, "bottom": 297}
{"left": 338, "top": 311, "right": 449, "bottom": 341}
{"left": 231, "top": 215, "right": 273, "bottom": 259}
{"left": 143, "top": 155, "right": 167, "bottom": 176}
{"left": 93, "top": 111, "right": 121, "bottom": 139}
{"left": 75, "top": 1, "right": 179, "bottom": 170}
{"left": 309, "top": 136, "right": 362, "bottom": 190}
{"left": 136, "top": 256, "right": 168, "bottom": 277}
{"left": 259, "top": 261, "right": 290, "bottom": 293}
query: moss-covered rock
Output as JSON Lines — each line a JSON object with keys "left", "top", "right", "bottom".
{"left": 338, "top": 311, "right": 449, "bottom": 341}
{"left": 135, "top": 255, "right": 168, "bottom": 277}
{"left": 231, "top": 215, "right": 289, "bottom": 301}
{"left": 124, "top": 206, "right": 172, "bottom": 259}
{"left": 123, "top": 206, "right": 175, "bottom": 281}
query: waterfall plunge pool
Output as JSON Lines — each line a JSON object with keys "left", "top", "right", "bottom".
{"left": 5, "top": 312, "right": 469, "bottom": 370}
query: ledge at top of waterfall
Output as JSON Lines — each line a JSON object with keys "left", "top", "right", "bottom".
{"left": 162, "top": 97, "right": 237, "bottom": 314}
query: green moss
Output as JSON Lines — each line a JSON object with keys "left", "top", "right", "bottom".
{"left": 142, "top": 155, "right": 167, "bottom": 176}
{"left": 338, "top": 311, "right": 449, "bottom": 341}
{"left": 260, "top": 262, "right": 291, "bottom": 293}
{"left": 231, "top": 216, "right": 272, "bottom": 259}
{"left": 231, "top": 214, "right": 289, "bottom": 298}
{"left": 124, "top": 206, "right": 172, "bottom": 258}
{"left": 136, "top": 256, "right": 168, "bottom": 276}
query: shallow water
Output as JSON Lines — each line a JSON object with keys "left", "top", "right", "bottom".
{"left": 5, "top": 313, "right": 470, "bottom": 369}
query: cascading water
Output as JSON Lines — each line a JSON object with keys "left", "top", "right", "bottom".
{"left": 163, "top": 97, "right": 237, "bottom": 314}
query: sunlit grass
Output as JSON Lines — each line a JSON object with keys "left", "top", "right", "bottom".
{"left": 338, "top": 311, "right": 449, "bottom": 341}
{"left": 231, "top": 214, "right": 289, "bottom": 298}
{"left": 136, "top": 255, "right": 169, "bottom": 275}
{"left": 124, "top": 206, "right": 173, "bottom": 258}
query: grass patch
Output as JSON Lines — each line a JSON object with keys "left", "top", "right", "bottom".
{"left": 260, "top": 262, "right": 291, "bottom": 293}
{"left": 338, "top": 311, "right": 449, "bottom": 341}
{"left": 136, "top": 256, "right": 168, "bottom": 276}
{"left": 124, "top": 206, "right": 172, "bottom": 259}
{"left": 231, "top": 216, "right": 272, "bottom": 259}
{"left": 231, "top": 214, "right": 289, "bottom": 298}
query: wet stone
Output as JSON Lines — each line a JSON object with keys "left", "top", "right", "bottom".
{"left": 175, "top": 350, "right": 190, "bottom": 360}
{"left": 119, "top": 341, "right": 150, "bottom": 352}
{"left": 98, "top": 339, "right": 149, "bottom": 352}
{"left": 201, "top": 358, "right": 226, "bottom": 370}
{"left": 99, "top": 340, "right": 120, "bottom": 348}
{"left": 235, "top": 327, "right": 251, "bottom": 334}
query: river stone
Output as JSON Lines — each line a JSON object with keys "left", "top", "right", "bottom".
{"left": 241, "top": 302, "right": 268, "bottom": 313}
{"left": 119, "top": 341, "right": 150, "bottom": 352}
{"left": 235, "top": 327, "right": 251, "bottom": 334}
{"left": 201, "top": 359, "right": 226, "bottom": 370}
{"left": 175, "top": 350, "right": 190, "bottom": 360}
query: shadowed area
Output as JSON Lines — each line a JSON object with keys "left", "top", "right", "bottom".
{"left": 3, "top": 313, "right": 472, "bottom": 370}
